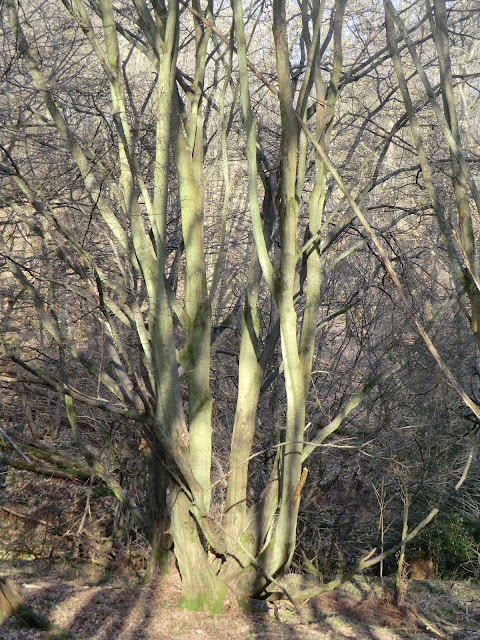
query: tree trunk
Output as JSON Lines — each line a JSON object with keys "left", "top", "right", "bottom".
{"left": 0, "top": 577, "right": 22, "bottom": 619}
{"left": 224, "top": 259, "right": 262, "bottom": 543}
{"left": 0, "top": 577, "right": 49, "bottom": 629}
{"left": 169, "top": 489, "right": 227, "bottom": 611}
{"left": 394, "top": 556, "right": 409, "bottom": 607}
{"left": 144, "top": 446, "right": 173, "bottom": 581}
{"left": 394, "top": 491, "right": 410, "bottom": 607}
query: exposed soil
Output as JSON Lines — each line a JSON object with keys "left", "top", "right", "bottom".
{"left": 1, "top": 561, "right": 479, "bottom": 640}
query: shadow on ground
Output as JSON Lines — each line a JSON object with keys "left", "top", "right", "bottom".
{"left": 1, "top": 563, "right": 479, "bottom": 640}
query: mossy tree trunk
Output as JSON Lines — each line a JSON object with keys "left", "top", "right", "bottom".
{"left": 0, "top": 577, "right": 49, "bottom": 630}
{"left": 0, "top": 577, "right": 22, "bottom": 619}
{"left": 170, "top": 489, "right": 227, "bottom": 611}
{"left": 144, "top": 447, "right": 172, "bottom": 581}
{"left": 225, "top": 0, "right": 348, "bottom": 593}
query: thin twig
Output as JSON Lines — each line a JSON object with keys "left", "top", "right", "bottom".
{"left": 0, "top": 427, "right": 32, "bottom": 464}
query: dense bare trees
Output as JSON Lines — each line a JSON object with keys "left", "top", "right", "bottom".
{"left": 1, "top": 0, "right": 479, "bottom": 609}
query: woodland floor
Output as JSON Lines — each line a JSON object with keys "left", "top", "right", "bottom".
{"left": 0, "top": 561, "right": 479, "bottom": 640}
